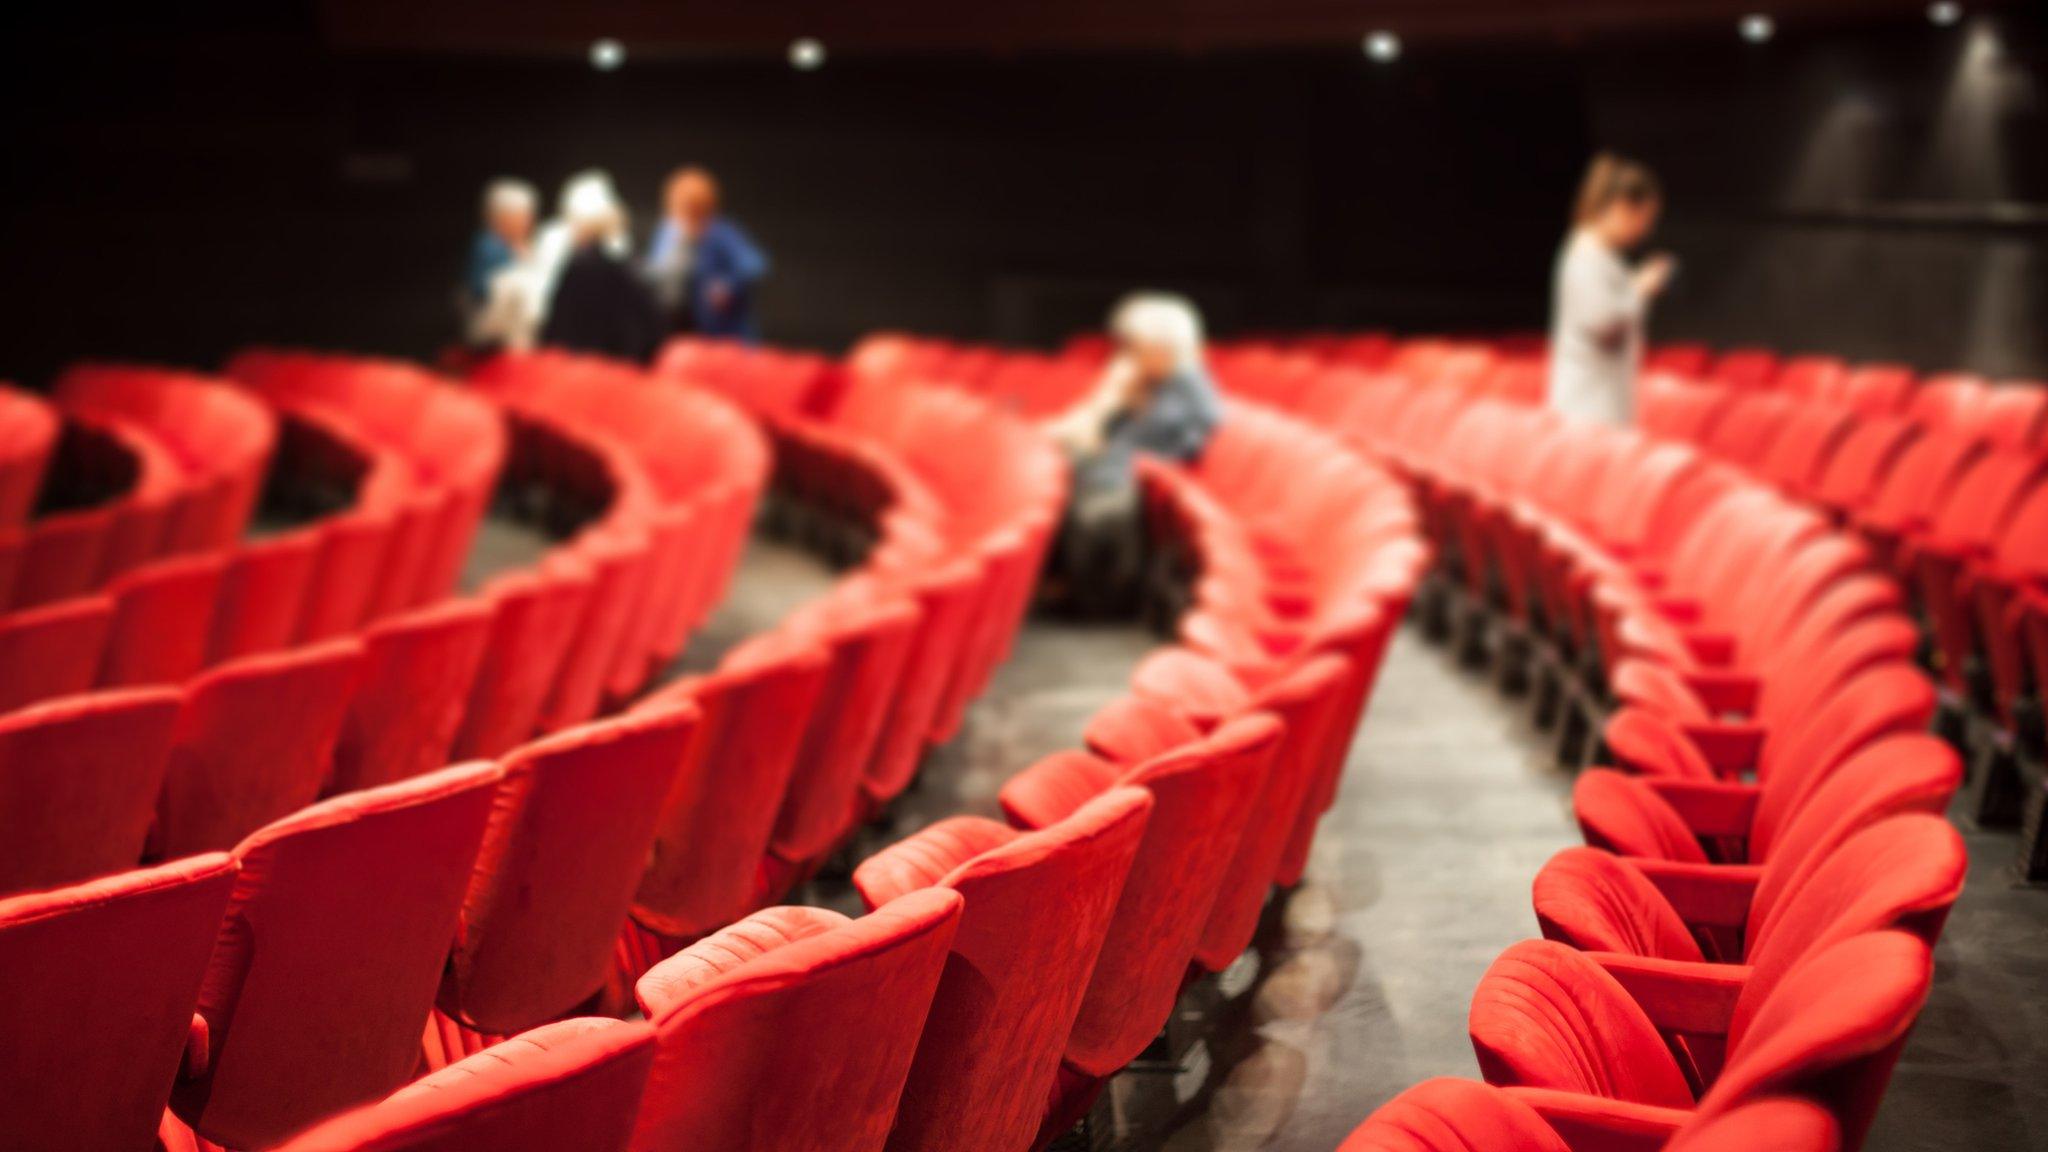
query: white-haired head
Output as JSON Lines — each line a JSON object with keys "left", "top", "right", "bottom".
{"left": 560, "top": 170, "right": 625, "bottom": 243}
{"left": 1111, "top": 292, "right": 1206, "bottom": 374}
{"left": 482, "top": 178, "right": 537, "bottom": 221}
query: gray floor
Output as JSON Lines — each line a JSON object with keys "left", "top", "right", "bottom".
{"left": 479, "top": 521, "right": 2048, "bottom": 1149}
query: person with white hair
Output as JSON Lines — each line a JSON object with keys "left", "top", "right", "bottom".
{"left": 462, "top": 178, "right": 541, "bottom": 350}
{"left": 1043, "top": 291, "right": 1225, "bottom": 614}
{"left": 538, "top": 172, "right": 663, "bottom": 362}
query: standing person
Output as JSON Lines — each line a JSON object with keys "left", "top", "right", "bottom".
{"left": 1043, "top": 292, "right": 1225, "bottom": 616}
{"left": 1548, "top": 154, "right": 1675, "bottom": 426}
{"left": 463, "top": 178, "right": 542, "bottom": 351}
{"left": 533, "top": 170, "right": 634, "bottom": 324}
{"left": 644, "top": 167, "right": 769, "bottom": 341}
{"left": 539, "top": 177, "right": 663, "bottom": 363}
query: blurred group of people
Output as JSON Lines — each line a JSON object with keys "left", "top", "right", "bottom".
{"left": 461, "top": 167, "right": 769, "bottom": 362}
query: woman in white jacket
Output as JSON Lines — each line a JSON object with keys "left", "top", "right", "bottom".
{"left": 1548, "top": 154, "right": 1675, "bottom": 426}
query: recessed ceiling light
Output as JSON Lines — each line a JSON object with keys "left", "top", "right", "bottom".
{"left": 789, "top": 37, "right": 827, "bottom": 71}
{"left": 1363, "top": 31, "right": 1401, "bottom": 63}
{"left": 1927, "top": 2, "right": 1962, "bottom": 26}
{"left": 590, "top": 38, "right": 626, "bottom": 71}
{"left": 1739, "top": 14, "right": 1775, "bottom": 43}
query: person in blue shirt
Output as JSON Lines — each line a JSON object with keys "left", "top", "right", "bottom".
{"left": 1042, "top": 292, "right": 1226, "bottom": 616}
{"left": 462, "top": 179, "right": 539, "bottom": 347}
{"left": 644, "top": 167, "right": 770, "bottom": 342}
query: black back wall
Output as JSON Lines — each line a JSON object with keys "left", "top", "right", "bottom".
{"left": 1, "top": 10, "right": 2041, "bottom": 385}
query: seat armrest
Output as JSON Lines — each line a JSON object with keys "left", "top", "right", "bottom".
{"left": 1677, "top": 721, "right": 1764, "bottom": 778}
{"left": 1503, "top": 1087, "right": 1692, "bottom": 1152}
{"left": 1642, "top": 779, "right": 1760, "bottom": 839}
{"left": 180, "top": 1013, "right": 211, "bottom": 1080}
{"left": 851, "top": 816, "right": 1022, "bottom": 909}
{"left": 1679, "top": 630, "right": 1737, "bottom": 667}
{"left": 1650, "top": 596, "right": 1702, "bottom": 625}
{"left": 1631, "top": 859, "right": 1761, "bottom": 930}
{"left": 1680, "top": 670, "right": 1759, "bottom": 717}
{"left": 1589, "top": 953, "right": 1752, "bottom": 1038}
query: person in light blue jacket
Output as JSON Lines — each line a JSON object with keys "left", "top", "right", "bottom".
{"left": 644, "top": 167, "right": 770, "bottom": 342}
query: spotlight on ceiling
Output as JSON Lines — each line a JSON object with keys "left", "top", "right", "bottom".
{"left": 1738, "top": 13, "right": 1776, "bottom": 43}
{"left": 789, "top": 37, "right": 827, "bottom": 71}
{"left": 1927, "top": 1, "right": 1962, "bottom": 26}
{"left": 1363, "top": 31, "right": 1401, "bottom": 63}
{"left": 590, "top": 38, "right": 626, "bottom": 71}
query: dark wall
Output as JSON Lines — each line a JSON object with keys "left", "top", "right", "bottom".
{"left": 0, "top": 9, "right": 2041, "bottom": 385}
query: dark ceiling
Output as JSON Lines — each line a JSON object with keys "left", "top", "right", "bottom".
{"left": 317, "top": 0, "right": 2015, "bottom": 57}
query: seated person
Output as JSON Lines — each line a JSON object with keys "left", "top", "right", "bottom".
{"left": 1043, "top": 292, "right": 1224, "bottom": 616}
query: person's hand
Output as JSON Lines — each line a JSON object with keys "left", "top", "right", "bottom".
{"left": 1634, "top": 253, "right": 1677, "bottom": 299}
{"left": 706, "top": 281, "right": 733, "bottom": 312}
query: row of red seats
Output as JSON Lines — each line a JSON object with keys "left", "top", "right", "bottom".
{"left": 0, "top": 371, "right": 272, "bottom": 615}
{"left": 1633, "top": 357, "right": 2048, "bottom": 872}
{"left": 223, "top": 339, "right": 1425, "bottom": 1152}
{"left": 792, "top": 371, "right": 1426, "bottom": 1150}
{"left": 3, "top": 349, "right": 795, "bottom": 1150}
{"left": 1198, "top": 337, "right": 1964, "bottom": 1150}
{"left": 0, "top": 372, "right": 280, "bottom": 710}
{"left": 0, "top": 354, "right": 764, "bottom": 900}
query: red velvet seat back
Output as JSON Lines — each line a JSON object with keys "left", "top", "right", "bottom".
{"left": 11, "top": 507, "right": 114, "bottom": 610}
{"left": 771, "top": 594, "right": 923, "bottom": 865}
{"left": 1750, "top": 732, "right": 1962, "bottom": 877}
{"left": 332, "top": 599, "right": 495, "bottom": 795}
{"left": 861, "top": 557, "right": 983, "bottom": 812}
{"left": 630, "top": 637, "right": 831, "bottom": 939}
{"left": 1742, "top": 815, "right": 1965, "bottom": 995}
{"left": 1068, "top": 715, "right": 1277, "bottom": 1074}
{"left": 100, "top": 552, "right": 225, "bottom": 687}
{"left": 454, "top": 558, "right": 596, "bottom": 759}
{"left": 0, "top": 686, "right": 182, "bottom": 896}
{"left": 1812, "top": 418, "right": 1921, "bottom": 515}
{"left": 1334, "top": 1077, "right": 1570, "bottom": 1152}
{"left": 273, "top": 1018, "right": 656, "bottom": 1152}
{"left": 0, "top": 595, "right": 114, "bottom": 713}
{"left": 208, "top": 530, "right": 320, "bottom": 663}
{"left": 876, "top": 788, "right": 1151, "bottom": 1152}
{"left": 155, "top": 638, "right": 366, "bottom": 857}
{"left": 298, "top": 509, "right": 398, "bottom": 643}
{"left": 1197, "top": 657, "right": 1353, "bottom": 971}
{"left": 173, "top": 762, "right": 503, "bottom": 1149}
{"left": 629, "top": 891, "right": 962, "bottom": 1152}
{"left": 1711, "top": 932, "right": 1933, "bottom": 1151}
{"left": 0, "top": 854, "right": 236, "bottom": 1152}
{"left": 441, "top": 705, "right": 699, "bottom": 1034}
{"left": 539, "top": 525, "right": 651, "bottom": 733}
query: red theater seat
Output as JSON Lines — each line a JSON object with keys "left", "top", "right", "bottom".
{"left": 1469, "top": 931, "right": 1931, "bottom": 1151}
{"left": 852, "top": 787, "right": 1151, "bottom": 1152}
{"left": 628, "top": 891, "right": 961, "bottom": 1152}
{"left": 153, "top": 638, "right": 366, "bottom": 857}
{"left": 208, "top": 531, "right": 321, "bottom": 663}
{"left": 1573, "top": 732, "right": 1961, "bottom": 874}
{"left": 768, "top": 591, "right": 923, "bottom": 878}
{"left": 1534, "top": 814, "right": 1964, "bottom": 974}
{"left": 0, "top": 594, "right": 114, "bottom": 713}
{"left": 0, "top": 687, "right": 183, "bottom": 896}
{"left": 624, "top": 635, "right": 831, "bottom": 947}
{"left": 0, "top": 854, "right": 236, "bottom": 1152}
{"left": 169, "top": 762, "right": 503, "bottom": 1150}
{"left": 272, "top": 1019, "right": 656, "bottom": 1152}
{"left": 330, "top": 599, "right": 494, "bottom": 795}
{"left": 1001, "top": 715, "right": 1277, "bottom": 1090}
{"left": 1333, "top": 1079, "right": 1840, "bottom": 1152}
{"left": 433, "top": 705, "right": 698, "bottom": 1050}
{"left": 99, "top": 553, "right": 225, "bottom": 687}
{"left": 454, "top": 559, "right": 596, "bottom": 760}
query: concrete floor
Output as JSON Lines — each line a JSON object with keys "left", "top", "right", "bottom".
{"left": 474, "top": 520, "right": 2048, "bottom": 1149}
